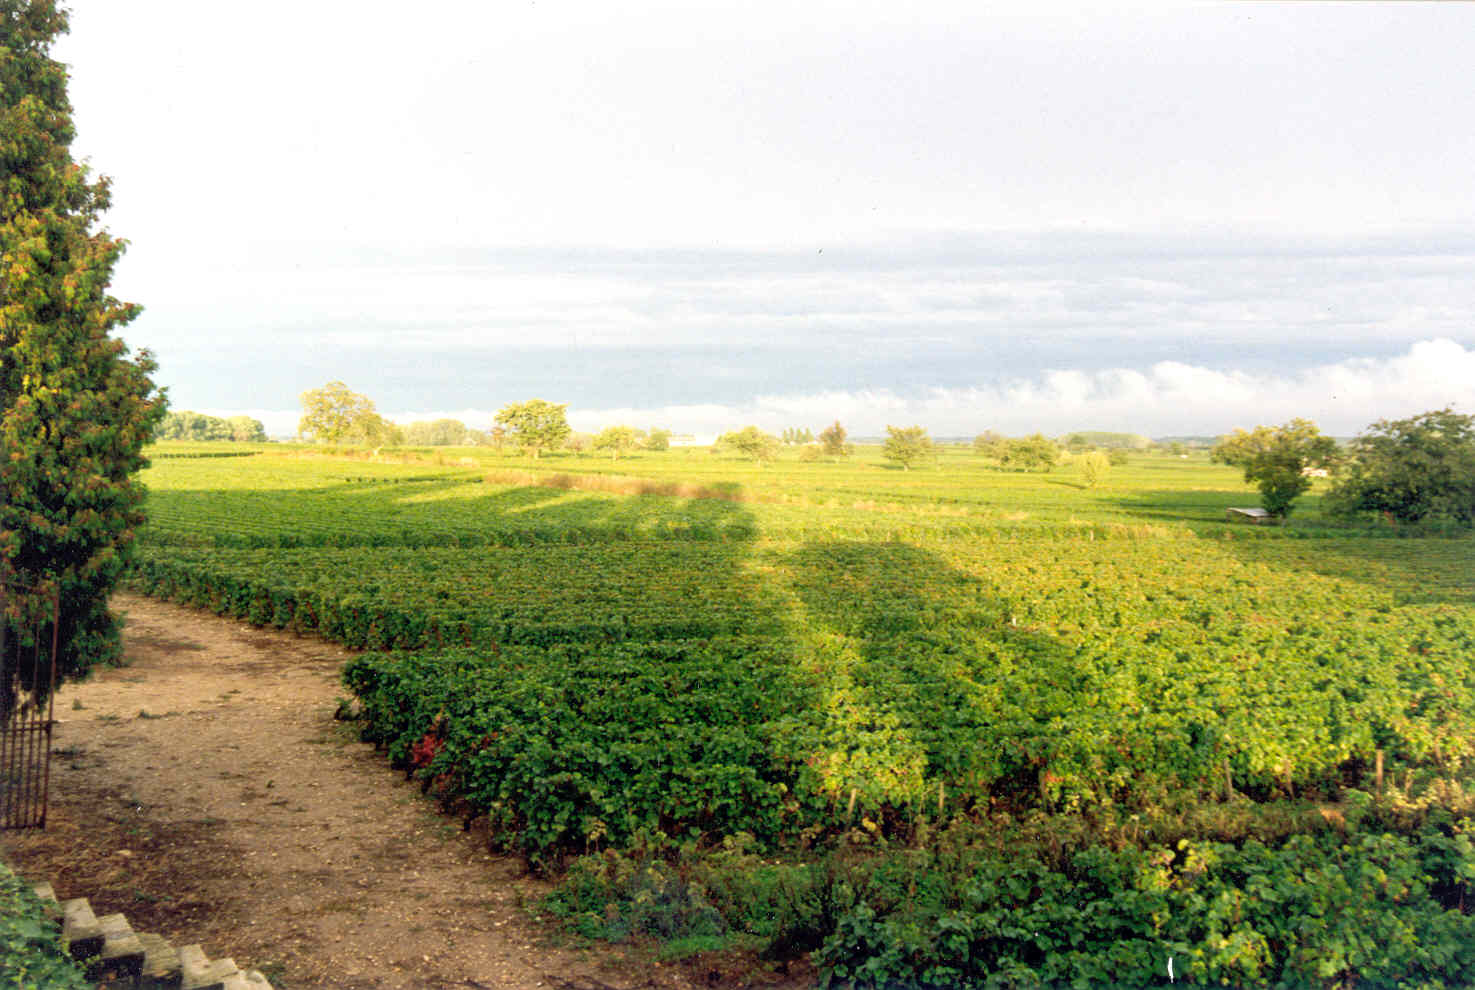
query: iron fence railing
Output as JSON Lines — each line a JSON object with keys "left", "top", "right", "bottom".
{"left": 0, "top": 577, "right": 60, "bottom": 829}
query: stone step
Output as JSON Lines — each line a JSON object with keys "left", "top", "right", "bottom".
{"left": 61, "top": 896, "right": 106, "bottom": 962}
{"left": 180, "top": 942, "right": 242, "bottom": 990}
{"left": 31, "top": 880, "right": 61, "bottom": 918}
{"left": 32, "top": 878, "right": 271, "bottom": 990}
{"left": 138, "top": 931, "right": 184, "bottom": 990}
{"left": 92, "top": 912, "right": 147, "bottom": 984}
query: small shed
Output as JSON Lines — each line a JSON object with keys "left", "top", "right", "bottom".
{"left": 1226, "top": 507, "right": 1273, "bottom": 524}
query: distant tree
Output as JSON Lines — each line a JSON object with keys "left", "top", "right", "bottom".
{"left": 882, "top": 425, "right": 935, "bottom": 470}
{"left": 155, "top": 411, "right": 264, "bottom": 442}
{"left": 594, "top": 425, "right": 640, "bottom": 461}
{"left": 717, "top": 426, "right": 781, "bottom": 464}
{"left": 2, "top": 0, "right": 167, "bottom": 700}
{"left": 973, "top": 431, "right": 1007, "bottom": 459}
{"left": 782, "top": 426, "right": 815, "bottom": 446}
{"left": 645, "top": 427, "right": 672, "bottom": 452}
{"left": 1107, "top": 448, "right": 1130, "bottom": 467}
{"left": 819, "top": 420, "right": 852, "bottom": 459}
{"left": 1061, "top": 431, "right": 1151, "bottom": 451}
{"left": 495, "top": 399, "right": 571, "bottom": 459}
{"left": 404, "top": 419, "right": 471, "bottom": 446}
{"left": 1079, "top": 451, "right": 1111, "bottom": 487}
{"left": 488, "top": 425, "right": 508, "bottom": 451}
{"left": 227, "top": 415, "right": 267, "bottom": 442}
{"left": 1326, "top": 408, "right": 1475, "bottom": 526}
{"left": 346, "top": 413, "right": 402, "bottom": 448}
{"left": 565, "top": 432, "right": 592, "bottom": 454}
{"left": 1000, "top": 434, "right": 1059, "bottom": 472}
{"left": 1211, "top": 418, "right": 1338, "bottom": 518}
{"left": 299, "top": 381, "right": 378, "bottom": 445}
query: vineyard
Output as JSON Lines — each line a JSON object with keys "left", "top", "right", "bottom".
{"left": 128, "top": 444, "right": 1475, "bottom": 986}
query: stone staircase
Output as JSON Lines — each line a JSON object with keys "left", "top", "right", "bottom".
{"left": 32, "top": 880, "right": 274, "bottom": 989}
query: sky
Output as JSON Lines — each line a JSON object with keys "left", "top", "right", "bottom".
{"left": 52, "top": 0, "right": 1475, "bottom": 440}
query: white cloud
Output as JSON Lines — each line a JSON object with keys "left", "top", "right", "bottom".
{"left": 565, "top": 339, "right": 1475, "bottom": 437}
{"left": 220, "top": 339, "right": 1474, "bottom": 441}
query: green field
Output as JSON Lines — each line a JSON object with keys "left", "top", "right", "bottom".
{"left": 130, "top": 443, "right": 1475, "bottom": 986}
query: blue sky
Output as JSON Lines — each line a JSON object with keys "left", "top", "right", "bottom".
{"left": 55, "top": 1, "right": 1475, "bottom": 439}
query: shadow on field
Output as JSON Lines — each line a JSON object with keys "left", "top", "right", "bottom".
{"left": 144, "top": 474, "right": 760, "bottom": 546}
{"left": 1106, "top": 490, "right": 1475, "bottom": 606}
{"left": 1108, "top": 488, "right": 1266, "bottom": 529}
{"left": 774, "top": 541, "right": 1081, "bottom": 813}
{"left": 1219, "top": 535, "right": 1475, "bottom": 608}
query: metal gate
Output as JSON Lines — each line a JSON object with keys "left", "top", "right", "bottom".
{"left": 0, "top": 577, "right": 60, "bottom": 829}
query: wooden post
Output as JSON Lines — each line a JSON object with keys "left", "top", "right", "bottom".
{"left": 1375, "top": 749, "right": 1384, "bottom": 796}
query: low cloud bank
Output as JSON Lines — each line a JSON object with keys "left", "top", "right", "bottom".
{"left": 215, "top": 339, "right": 1473, "bottom": 442}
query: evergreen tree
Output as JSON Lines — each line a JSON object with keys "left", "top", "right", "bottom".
{"left": 2, "top": 0, "right": 166, "bottom": 707}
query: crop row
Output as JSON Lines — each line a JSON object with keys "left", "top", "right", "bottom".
{"left": 131, "top": 531, "right": 1475, "bottom": 844}
{"left": 128, "top": 544, "right": 787, "bottom": 649}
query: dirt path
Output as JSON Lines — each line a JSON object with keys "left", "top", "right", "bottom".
{"left": 1, "top": 594, "right": 786, "bottom": 989}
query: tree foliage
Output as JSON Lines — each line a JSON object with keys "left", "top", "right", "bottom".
{"left": 495, "top": 399, "right": 570, "bottom": 459}
{"left": 819, "top": 420, "right": 852, "bottom": 459}
{"left": 882, "top": 425, "right": 935, "bottom": 470}
{"left": 1326, "top": 408, "right": 1475, "bottom": 526}
{"left": 1078, "top": 450, "right": 1111, "bottom": 487}
{"left": 645, "top": 427, "right": 672, "bottom": 452}
{"left": 1211, "top": 418, "right": 1338, "bottom": 518}
{"left": 1, "top": 0, "right": 166, "bottom": 698}
{"left": 781, "top": 426, "right": 815, "bottom": 446}
{"left": 155, "top": 410, "right": 265, "bottom": 442}
{"left": 973, "top": 431, "right": 1007, "bottom": 458}
{"left": 404, "top": 418, "right": 470, "bottom": 446}
{"left": 593, "top": 424, "right": 640, "bottom": 461}
{"left": 298, "top": 381, "right": 378, "bottom": 445}
{"left": 999, "top": 434, "right": 1059, "bottom": 472}
{"left": 716, "top": 425, "right": 780, "bottom": 464}
{"left": 1061, "top": 430, "right": 1152, "bottom": 451}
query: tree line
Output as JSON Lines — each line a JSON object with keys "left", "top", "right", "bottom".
{"left": 155, "top": 410, "right": 266, "bottom": 442}
{"left": 1212, "top": 409, "right": 1475, "bottom": 525}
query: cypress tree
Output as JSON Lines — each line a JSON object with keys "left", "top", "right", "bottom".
{"left": 2, "top": 0, "right": 166, "bottom": 710}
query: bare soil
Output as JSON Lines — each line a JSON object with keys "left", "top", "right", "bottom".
{"left": 1, "top": 594, "right": 809, "bottom": 990}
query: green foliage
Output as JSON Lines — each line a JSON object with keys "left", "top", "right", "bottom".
{"left": 716, "top": 425, "right": 780, "bottom": 464}
{"left": 1107, "top": 447, "right": 1130, "bottom": 467}
{"left": 1, "top": 0, "right": 166, "bottom": 691}
{"left": 881, "top": 425, "right": 934, "bottom": 470}
{"left": 1327, "top": 408, "right": 1475, "bottom": 526}
{"left": 403, "top": 418, "right": 470, "bottom": 446}
{"left": 298, "top": 381, "right": 381, "bottom": 445}
{"left": 1212, "top": 418, "right": 1338, "bottom": 518}
{"left": 155, "top": 410, "right": 265, "bottom": 442}
{"left": 972, "top": 431, "right": 1006, "bottom": 458}
{"left": 811, "top": 825, "right": 1475, "bottom": 988}
{"left": 819, "top": 421, "right": 851, "bottom": 459}
{"left": 343, "top": 637, "right": 823, "bottom": 858}
{"left": 999, "top": 434, "right": 1059, "bottom": 472}
{"left": 0, "top": 862, "right": 93, "bottom": 989}
{"left": 782, "top": 427, "right": 815, "bottom": 446}
{"left": 494, "top": 399, "right": 571, "bottom": 459}
{"left": 124, "top": 448, "right": 1475, "bottom": 984}
{"left": 1061, "top": 430, "right": 1152, "bottom": 451}
{"left": 1078, "top": 450, "right": 1111, "bottom": 487}
{"left": 593, "top": 425, "right": 640, "bottom": 461}
{"left": 645, "top": 427, "right": 672, "bottom": 452}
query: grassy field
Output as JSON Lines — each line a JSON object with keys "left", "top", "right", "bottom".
{"left": 130, "top": 442, "right": 1475, "bottom": 986}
